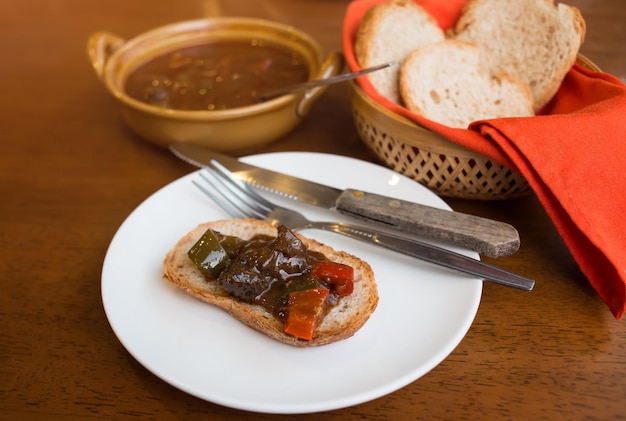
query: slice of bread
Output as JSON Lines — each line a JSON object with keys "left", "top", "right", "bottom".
{"left": 399, "top": 40, "right": 534, "bottom": 128}
{"left": 354, "top": 0, "right": 445, "bottom": 103}
{"left": 163, "top": 219, "right": 378, "bottom": 347}
{"left": 453, "top": 0, "right": 586, "bottom": 111}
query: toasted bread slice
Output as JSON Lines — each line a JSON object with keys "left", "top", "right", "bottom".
{"left": 453, "top": 0, "right": 586, "bottom": 111}
{"left": 354, "top": 0, "right": 445, "bottom": 103}
{"left": 163, "top": 219, "right": 378, "bottom": 347}
{"left": 399, "top": 40, "right": 534, "bottom": 128}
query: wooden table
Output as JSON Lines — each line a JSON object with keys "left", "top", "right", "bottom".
{"left": 2, "top": 1, "right": 625, "bottom": 419}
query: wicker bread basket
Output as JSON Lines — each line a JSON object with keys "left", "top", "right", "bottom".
{"left": 350, "top": 55, "right": 600, "bottom": 200}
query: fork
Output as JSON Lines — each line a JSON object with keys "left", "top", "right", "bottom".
{"left": 192, "top": 160, "right": 535, "bottom": 291}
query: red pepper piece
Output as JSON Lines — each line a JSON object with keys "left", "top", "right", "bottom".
{"left": 312, "top": 261, "right": 354, "bottom": 296}
{"left": 284, "top": 288, "right": 330, "bottom": 340}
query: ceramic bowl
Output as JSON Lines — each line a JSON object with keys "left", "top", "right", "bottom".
{"left": 88, "top": 18, "right": 342, "bottom": 152}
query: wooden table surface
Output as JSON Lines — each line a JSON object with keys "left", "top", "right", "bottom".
{"left": 2, "top": 0, "right": 625, "bottom": 419}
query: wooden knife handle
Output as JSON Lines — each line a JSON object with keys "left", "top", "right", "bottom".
{"left": 335, "top": 189, "right": 520, "bottom": 258}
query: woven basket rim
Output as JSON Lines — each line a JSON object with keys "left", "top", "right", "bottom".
{"left": 349, "top": 53, "right": 600, "bottom": 158}
{"left": 349, "top": 81, "right": 487, "bottom": 159}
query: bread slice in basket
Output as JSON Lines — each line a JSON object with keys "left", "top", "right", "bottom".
{"left": 399, "top": 40, "right": 534, "bottom": 128}
{"left": 354, "top": 0, "right": 445, "bottom": 103}
{"left": 452, "top": 0, "right": 586, "bottom": 111}
{"left": 163, "top": 219, "right": 378, "bottom": 347}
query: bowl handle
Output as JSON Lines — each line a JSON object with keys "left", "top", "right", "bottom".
{"left": 87, "top": 31, "right": 125, "bottom": 81}
{"left": 296, "top": 52, "right": 345, "bottom": 118}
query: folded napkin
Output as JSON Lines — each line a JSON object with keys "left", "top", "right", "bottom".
{"left": 343, "top": 0, "right": 626, "bottom": 319}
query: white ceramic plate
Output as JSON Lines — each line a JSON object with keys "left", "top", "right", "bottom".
{"left": 101, "top": 152, "right": 481, "bottom": 414}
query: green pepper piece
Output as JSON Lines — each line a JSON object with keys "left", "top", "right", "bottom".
{"left": 282, "top": 278, "right": 324, "bottom": 299}
{"left": 188, "top": 228, "right": 230, "bottom": 278}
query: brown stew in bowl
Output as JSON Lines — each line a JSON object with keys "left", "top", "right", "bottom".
{"left": 124, "top": 40, "right": 310, "bottom": 111}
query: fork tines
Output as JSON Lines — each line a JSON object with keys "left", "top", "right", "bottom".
{"left": 193, "top": 160, "right": 273, "bottom": 221}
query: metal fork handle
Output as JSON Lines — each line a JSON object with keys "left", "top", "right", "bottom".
{"left": 311, "top": 221, "right": 535, "bottom": 291}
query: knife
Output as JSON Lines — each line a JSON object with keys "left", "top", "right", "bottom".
{"left": 170, "top": 142, "right": 521, "bottom": 258}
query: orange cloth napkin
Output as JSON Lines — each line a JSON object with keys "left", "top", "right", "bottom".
{"left": 343, "top": 0, "right": 626, "bottom": 319}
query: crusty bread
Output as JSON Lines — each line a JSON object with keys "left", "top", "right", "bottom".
{"left": 399, "top": 40, "right": 535, "bottom": 128}
{"left": 453, "top": 0, "right": 586, "bottom": 111}
{"left": 354, "top": 0, "right": 445, "bottom": 103}
{"left": 163, "top": 219, "right": 378, "bottom": 347}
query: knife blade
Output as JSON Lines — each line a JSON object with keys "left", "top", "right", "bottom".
{"left": 170, "top": 142, "right": 521, "bottom": 258}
